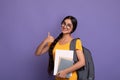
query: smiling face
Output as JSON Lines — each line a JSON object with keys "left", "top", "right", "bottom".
{"left": 61, "top": 19, "right": 73, "bottom": 34}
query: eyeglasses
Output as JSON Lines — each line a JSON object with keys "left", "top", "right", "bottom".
{"left": 61, "top": 22, "right": 72, "bottom": 29}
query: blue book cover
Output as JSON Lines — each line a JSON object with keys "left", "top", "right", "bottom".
{"left": 57, "top": 58, "right": 74, "bottom": 78}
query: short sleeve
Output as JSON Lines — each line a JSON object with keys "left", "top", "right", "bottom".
{"left": 76, "top": 39, "right": 83, "bottom": 51}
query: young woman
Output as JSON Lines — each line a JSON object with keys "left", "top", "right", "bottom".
{"left": 35, "top": 16, "right": 85, "bottom": 80}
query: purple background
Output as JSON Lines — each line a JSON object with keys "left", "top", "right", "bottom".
{"left": 0, "top": 0, "right": 120, "bottom": 80}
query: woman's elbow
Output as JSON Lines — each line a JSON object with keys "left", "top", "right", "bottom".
{"left": 79, "top": 59, "right": 85, "bottom": 67}
{"left": 35, "top": 52, "right": 40, "bottom": 56}
{"left": 35, "top": 53, "right": 40, "bottom": 56}
{"left": 82, "top": 58, "right": 85, "bottom": 66}
{"left": 35, "top": 51, "right": 41, "bottom": 56}
{"left": 82, "top": 61, "right": 85, "bottom": 66}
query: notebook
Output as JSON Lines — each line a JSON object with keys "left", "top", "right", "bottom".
{"left": 53, "top": 50, "right": 74, "bottom": 78}
{"left": 58, "top": 57, "right": 74, "bottom": 78}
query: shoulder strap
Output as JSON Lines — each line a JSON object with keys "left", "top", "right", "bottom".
{"left": 70, "top": 38, "right": 80, "bottom": 62}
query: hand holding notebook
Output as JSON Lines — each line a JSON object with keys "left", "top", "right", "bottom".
{"left": 53, "top": 50, "right": 74, "bottom": 78}
{"left": 57, "top": 57, "right": 74, "bottom": 78}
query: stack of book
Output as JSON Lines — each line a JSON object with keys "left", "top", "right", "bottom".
{"left": 53, "top": 50, "right": 74, "bottom": 78}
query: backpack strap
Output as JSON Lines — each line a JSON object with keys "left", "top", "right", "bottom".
{"left": 70, "top": 38, "right": 80, "bottom": 63}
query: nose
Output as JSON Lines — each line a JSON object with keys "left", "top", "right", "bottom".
{"left": 63, "top": 25, "right": 67, "bottom": 28}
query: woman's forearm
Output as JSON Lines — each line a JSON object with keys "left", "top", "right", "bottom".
{"left": 63, "top": 60, "right": 85, "bottom": 74}
{"left": 35, "top": 40, "right": 48, "bottom": 56}
{"left": 35, "top": 32, "right": 54, "bottom": 56}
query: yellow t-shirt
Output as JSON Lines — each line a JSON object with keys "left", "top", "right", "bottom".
{"left": 53, "top": 39, "right": 83, "bottom": 80}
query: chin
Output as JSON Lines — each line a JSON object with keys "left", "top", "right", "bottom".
{"left": 62, "top": 31, "right": 67, "bottom": 33}
{"left": 62, "top": 31, "right": 70, "bottom": 34}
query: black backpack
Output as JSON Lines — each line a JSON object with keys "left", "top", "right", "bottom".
{"left": 70, "top": 38, "right": 95, "bottom": 80}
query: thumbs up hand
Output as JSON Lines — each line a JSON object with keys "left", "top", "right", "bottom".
{"left": 45, "top": 32, "right": 54, "bottom": 43}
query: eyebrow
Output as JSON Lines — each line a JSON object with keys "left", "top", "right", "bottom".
{"left": 63, "top": 21, "right": 72, "bottom": 25}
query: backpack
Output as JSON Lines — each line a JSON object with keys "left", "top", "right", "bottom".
{"left": 70, "top": 38, "right": 95, "bottom": 80}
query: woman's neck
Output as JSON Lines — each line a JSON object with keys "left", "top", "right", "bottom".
{"left": 62, "top": 33, "right": 72, "bottom": 39}
{"left": 59, "top": 33, "right": 73, "bottom": 45}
